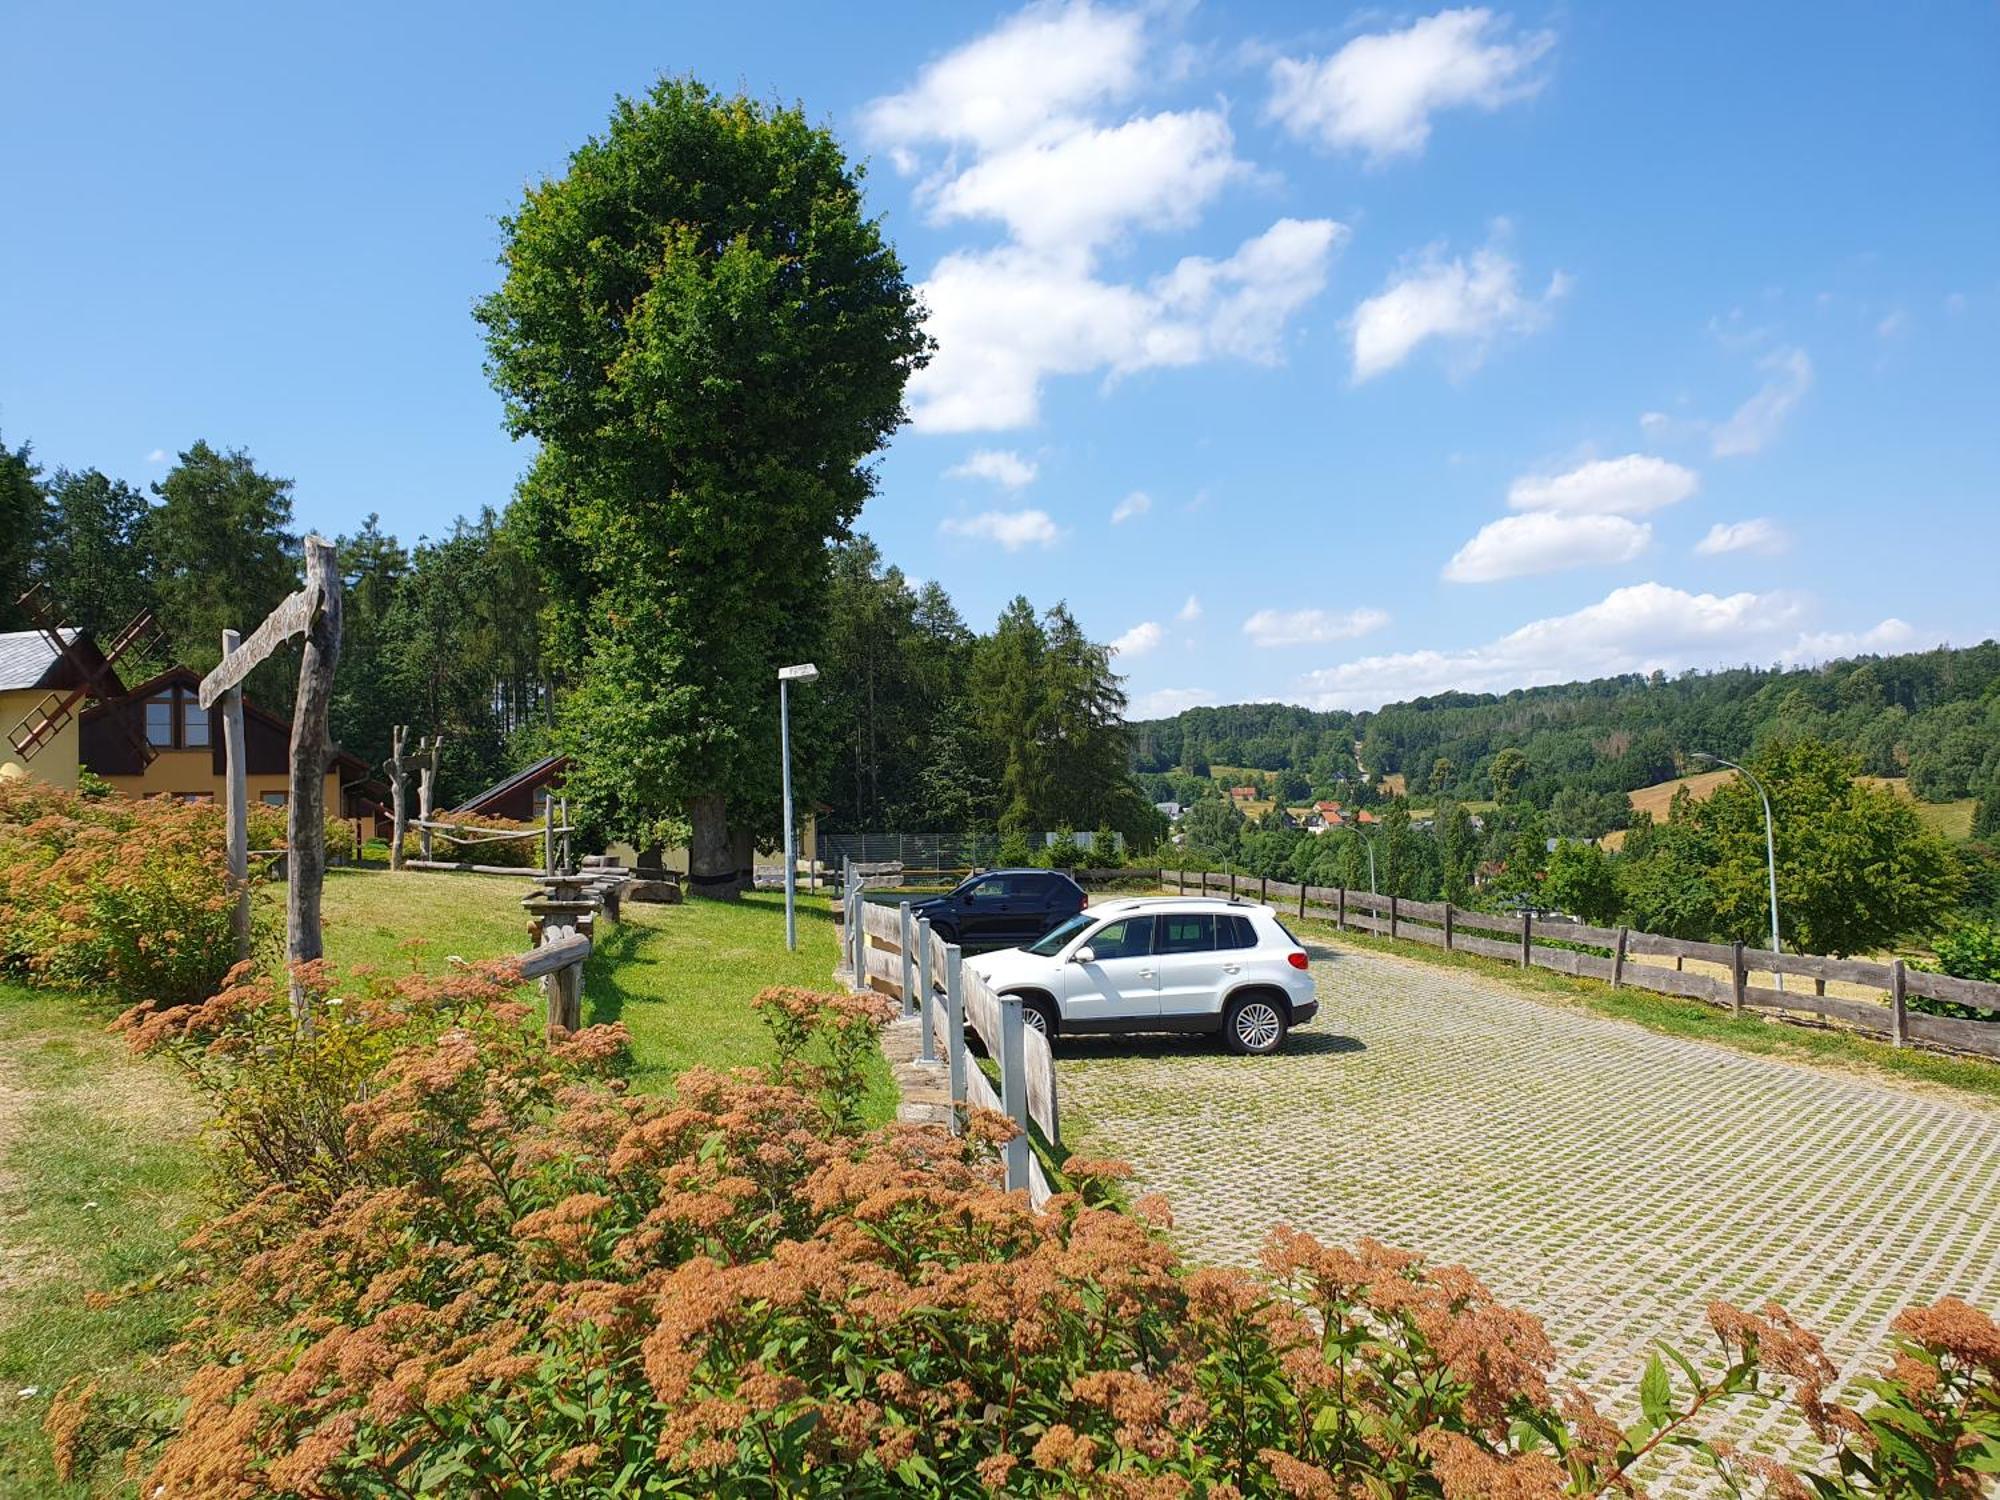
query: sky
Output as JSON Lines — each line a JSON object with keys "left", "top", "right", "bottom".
{"left": 3, "top": 2, "right": 1997, "bottom": 717}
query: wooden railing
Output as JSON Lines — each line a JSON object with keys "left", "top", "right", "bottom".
{"left": 835, "top": 875, "right": 1060, "bottom": 1206}
{"left": 1165, "top": 869, "right": 2000, "bottom": 1060}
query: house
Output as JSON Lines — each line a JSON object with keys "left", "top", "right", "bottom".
{"left": 1153, "top": 800, "right": 1184, "bottom": 821}
{"left": 1229, "top": 785, "right": 1259, "bottom": 802}
{"left": 453, "top": 754, "right": 571, "bottom": 820}
{"left": 79, "top": 664, "right": 371, "bottom": 814}
{"left": 1, "top": 628, "right": 122, "bottom": 791}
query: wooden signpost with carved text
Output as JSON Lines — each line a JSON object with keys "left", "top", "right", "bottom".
{"left": 198, "top": 536, "right": 343, "bottom": 1019}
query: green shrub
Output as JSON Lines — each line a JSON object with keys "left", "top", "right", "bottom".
{"left": 0, "top": 776, "right": 266, "bottom": 1008}
{"left": 1934, "top": 921, "right": 2000, "bottom": 985}
{"left": 64, "top": 959, "right": 1998, "bottom": 1496}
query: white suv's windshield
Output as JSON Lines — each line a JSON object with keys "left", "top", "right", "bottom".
{"left": 1025, "top": 913, "right": 1093, "bottom": 956}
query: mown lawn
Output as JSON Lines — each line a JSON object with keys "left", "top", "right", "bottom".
{"left": 0, "top": 872, "right": 888, "bottom": 1492}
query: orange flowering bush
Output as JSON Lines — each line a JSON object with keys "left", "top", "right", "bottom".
{"left": 0, "top": 775, "right": 266, "bottom": 1007}
{"left": 52, "top": 964, "right": 2000, "bottom": 1496}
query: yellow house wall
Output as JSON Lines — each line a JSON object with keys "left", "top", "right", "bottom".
{"left": 0, "top": 689, "right": 81, "bottom": 791}
{"left": 102, "top": 750, "right": 344, "bottom": 814}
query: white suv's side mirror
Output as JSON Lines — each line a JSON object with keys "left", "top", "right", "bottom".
{"left": 1072, "top": 946, "right": 1096, "bottom": 964}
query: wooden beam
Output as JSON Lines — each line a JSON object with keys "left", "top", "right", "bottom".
{"left": 198, "top": 578, "right": 322, "bottom": 709}
{"left": 219, "top": 628, "right": 251, "bottom": 961}
{"left": 285, "top": 537, "right": 341, "bottom": 1021}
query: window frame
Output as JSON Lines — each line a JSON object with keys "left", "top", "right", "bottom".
{"left": 1154, "top": 911, "right": 1217, "bottom": 956}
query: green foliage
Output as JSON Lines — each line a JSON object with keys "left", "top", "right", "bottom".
{"left": 1544, "top": 839, "right": 1622, "bottom": 925}
{"left": 1489, "top": 746, "right": 1530, "bottom": 805}
{"left": 1043, "top": 828, "right": 1084, "bottom": 869}
{"left": 995, "top": 830, "right": 1034, "bottom": 867}
{"left": 0, "top": 429, "right": 41, "bottom": 631}
{"left": 0, "top": 776, "right": 268, "bottom": 1007}
{"left": 1180, "top": 795, "right": 1245, "bottom": 864}
{"left": 35, "top": 467, "right": 155, "bottom": 641}
{"left": 1933, "top": 922, "right": 2000, "bottom": 984}
{"left": 479, "top": 78, "right": 928, "bottom": 867}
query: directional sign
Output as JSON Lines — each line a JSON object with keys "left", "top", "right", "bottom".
{"left": 198, "top": 539, "right": 336, "bottom": 709}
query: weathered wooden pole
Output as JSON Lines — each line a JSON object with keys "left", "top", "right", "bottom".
{"left": 388, "top": 724, "right": 408, "bottom": 871}
{"left": 1519, "top": 910, "right": 1532, "bottom": 968}
{"left": 1730, "top": 940, "right": 1747, "bottom": 1015}
{"left": 219, "top": 628, "right": 250, "bottom": 960}
{"left": 543, "top": 794, "right": 555, "bottom": 878}
{"left": 286, "top": 538, "right": 341, "bottom": 1020}
{"left": 1611, "top": 927, "right": 1629, "bottom": 989}
{"left": 417, "top": 735, "right": 442, "bottom": 862}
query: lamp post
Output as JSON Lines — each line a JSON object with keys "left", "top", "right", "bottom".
{"left": 1353, "top": 824, "right": 1377, "bottom": 894}
{"left": 778, "top": 663, "right": 820, "bottom": 951}
{"left": 1692, "top": 752, "right": 1783, "bottom": 993}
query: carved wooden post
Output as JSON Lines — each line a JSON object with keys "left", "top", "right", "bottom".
{"left": 219, "top": 628, "right": 250, "bottom": 960}
{"left": 388, "top": 724, "right": 408, "bottom": 871}
{"left": 287, "top": 539, "right": 341, "bottom": 1019}
{"left": 417, "top": 735, "right": 442, "bottom": 862}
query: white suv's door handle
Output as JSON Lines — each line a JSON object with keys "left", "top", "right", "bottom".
{"left": 1138, "top": 969, "right": 1154, "bottom": 978}
{"left": 1223, "top": 963, "right": 1241, "bottom": 974}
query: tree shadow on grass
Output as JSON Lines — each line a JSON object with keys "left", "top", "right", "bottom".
{"left": 580, "top": 919, "right": 653, "bottom": 1028}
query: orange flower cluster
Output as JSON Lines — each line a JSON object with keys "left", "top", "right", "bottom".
{"left": 0, "top": 776, "right": 258, "bottom": 1006}
{"left": 51, "top": 947, "right": 2000, "bottom": 1497}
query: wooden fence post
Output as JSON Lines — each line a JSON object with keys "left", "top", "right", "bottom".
{"left": 1388, "top": 894, "right": 1399, "bottom": 942}
{"left": 1259, "top": 875, "right": 1268, "bottom": 904}
{"left": 543, "top": 796, "right": 555, "bottom": 878}
{"left": 1731, "top": 941, "right": 1746, "bottom": 1015}
{"left": 1336, "top": 887, "right": 1346, "bottom": 932}
{"left": 1519, "top": 911, "right": 1532, "bottom": 968}
{"left": 917, "top": 916, "right": 936, "bottom": 1062}
{"left": 998, "top": 994, "right": 1031, "bottom": 1194}
{"left": 1227, "top": 869, "right": 1236, "bottom": 900}
{"left": 898, "top": 901, "right": 916, "bottom": 1016}
{"left": 945, "top": 944, "right": 967, "bottom": 1127}
{"left": 1177, "top": 867, "right": 1185, "bottom": 894}
{"left": 1890, "top": 958, "right": 1907, "bottom": 1047}
{"left": 1612, "top": 927, "right": 1629, "bottom": 988}
{"left": 388, "top": 723, "right": 407, "bottom": 872}
{"left": 218, "top": 627, "right": 251, "bottom": 960}
{"left": 1297, "top": 882, "right": 1307, "bottom": 921}
{"left": 1442, "top": 903, "right": 1454, "bottom": 952}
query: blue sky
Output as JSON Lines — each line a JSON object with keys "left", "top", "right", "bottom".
{"left": 4, "top": 2, "right": 1996, "bottom": 715}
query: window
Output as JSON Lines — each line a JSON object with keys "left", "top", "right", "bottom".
{"left": 1155, "top": 912, "right": 1215, "bottom": 954}
{"left": 145, "top": 696, "right": 174, "bottom": 747}
{"left": 177, "top": 791, "right": 214, "bottom": 804}
{"left": 1027, "top": 913, "right": 1093, "bottom": 957}
{"left": 1085, "top": 916, "right": 1154, "bottom": 960}
{"left": 964, "top": 877, "right": 1012, "bottom": 902}
{"left": 260, "top": 791, "right": 287, "bottom": 807}
{"left": 181, "top": 695, "right": 210, "bottom": 747}
{"left": 1218, "top": 914, "right": 1258, "bottom": 950}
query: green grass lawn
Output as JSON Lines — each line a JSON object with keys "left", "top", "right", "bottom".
{"left": 0, "top": 872, "right": 891, "bottom": 1492}
{"left": 0, "top": 985, "right": 206, "bottom": 1497}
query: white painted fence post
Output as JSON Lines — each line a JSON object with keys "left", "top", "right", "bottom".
{"left": 999, "top": 993, "right": 1030, "bottom": 1194}
{"left": 917, "top": 915, "right": 937, "bottom": 1062}
{"left": 944, "top": 943, "right": 967, "bottom": 1129}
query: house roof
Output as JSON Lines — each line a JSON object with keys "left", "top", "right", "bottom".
{"left": 453, "top": 754, "right": 569, "bottom": 815}
{"left": 0, "top": 628, "right": 77, "bottom": 691}
{"left": 80, "top": 663, "right": 371, "bottom": 779}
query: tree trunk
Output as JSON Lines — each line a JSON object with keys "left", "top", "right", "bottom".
{"left": 688, "top": 791, "right": 739, "bottom": 900}
{"left": 288, "top": 538, "right": 343, "bottom": 1020}
{"left": 729, "top": 824, "right": 755, "bottom": 895}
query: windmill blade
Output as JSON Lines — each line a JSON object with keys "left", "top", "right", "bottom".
{"left": 6, "top": 687, "right": 85, "bottom": 760}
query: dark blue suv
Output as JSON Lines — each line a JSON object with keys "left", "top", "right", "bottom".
{"left": 910, "top": 868, "right": 1089, "bottom": 952}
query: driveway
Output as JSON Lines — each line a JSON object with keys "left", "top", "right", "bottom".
{"left": 1055, "top": 940, "right": 2000, "bottom": 1493}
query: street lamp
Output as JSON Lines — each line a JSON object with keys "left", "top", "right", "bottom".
{"left": 778, "top": 663, "right": 819, "bottom": 951}
{"left": 1691, "top": 752, "right": 1784, "bottom": 993}
{"left": 1352, "top": 823, "right": 1378, "bottom": 894}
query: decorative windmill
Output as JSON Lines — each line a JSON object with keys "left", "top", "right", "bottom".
{"left": 6, "top": 584, "right": 163, "bottom": 766}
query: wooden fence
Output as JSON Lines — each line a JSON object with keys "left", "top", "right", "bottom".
{"left": 1164, "top": 869, "right": 2000, "bottom": 1060}
{"left": 834, "top": 874, "right": 1061, "bottom": 1206}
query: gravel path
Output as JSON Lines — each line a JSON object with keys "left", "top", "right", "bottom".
{"left": 1056, "top": 939, "right": 2000, "bottom": 1492}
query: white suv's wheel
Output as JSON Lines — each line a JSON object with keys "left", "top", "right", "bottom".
{"left": 1223, "top": 994, "right": 1287, "bottom": 1056}
{"left": 1008, "top": 993, "right": 1058, "bottom": 1039}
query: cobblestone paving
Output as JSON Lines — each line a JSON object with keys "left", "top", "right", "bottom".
{"left": 1056, "top": 941, "right": 2000, "bottom": 1493}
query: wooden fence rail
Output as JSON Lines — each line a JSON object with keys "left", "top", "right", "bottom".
{"left": 835, "top": 869, "right": 1060, "bottom": 1205}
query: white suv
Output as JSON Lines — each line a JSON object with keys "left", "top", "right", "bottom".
{"left": 965, "top": 897, "right": 1319, "bottom": 1055}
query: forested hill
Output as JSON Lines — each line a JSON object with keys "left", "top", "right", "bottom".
{"left": 1130, "top": 641, "right": 2000, "bottom": 808}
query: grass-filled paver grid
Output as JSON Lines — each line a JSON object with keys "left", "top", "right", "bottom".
{"left": 1055, "top": 940, "right": 2000, "bottom": 1494}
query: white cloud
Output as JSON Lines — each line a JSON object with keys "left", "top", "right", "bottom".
{"left": 1243, "top": 606, "right": 1390, "bottom": 648}
{"left": 1130, "top": 686, "right": 1218, "bottom": 718}
{"left": 861, "top": 0, "right": 1146, "bottom": 154}
{"left": 939, "top": 508, "right": 1063, "bottom": 550}
{"left": 1267, "top": 8, "right": 1555, "bottom": 162}
{"left": 1109, "top": 620, "right": 1164, "bottom": 656}
{"left": 1349, "top": 235, "right": 1566, "bottom": 382}
{"left": 909, "top": 217, "right": 1345, "bottom": 430}
{"left": 1294, "top": 581, "right": 1909, "bottom": 709}
{"left": 945, "top": 448, "right": 1038, "bottom": 488}
{"left": 932, "top": 109, "right": 1244, "bottom": 251}
{"left": 1695, "top": 517, "right": 1790, "bottom": 557}
{"left": 1783, "top": 619, "right": 1916, "bottom": 664}
{"left": 1638, "top": 411, "right": 1671, "bottom": 435}
{"left": 1110, "top": 490, "right": 1152, "bottom": 524}
{"left": 1712, "top": 346, "right": 1812, "bottom": 457}
{"left": 1506, "top": 454, "right": 1699, "bottom": 516}
{"left": 1443, "top": 511, "right": 1651, "bottom": 583}
{"left": 145, "top": 448, "right": 168, "bottom": 464}
{"left": 1876, "top": 309, "right": 1909, "bottom": 340}
{"left": 1177, "top": 594, "right": 1202, "bottom": 622}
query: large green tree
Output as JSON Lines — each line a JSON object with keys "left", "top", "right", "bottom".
{"left": 36, "top": 468, "right": 156, "bottom": 643}
{"left": 478, "top": 79, "right": 928, "bottom": 893}
{"left": 145, "top": 441, "right": 300, "bottom": 704}
{"left": 0, "top": 433, "right": 42, "bottom": 630}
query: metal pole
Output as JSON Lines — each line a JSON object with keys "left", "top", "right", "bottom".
{"left": 781, "top": 678, "right": 798, "bottom": 951}
{"left": 999, "top": 994, "right": 1030, "bottom": 1194}
{"left": 944, "top": 943, "right": 966, "bottom": 1127}
{"left": 917, "top": 916, "right": 936, "bottom": 1062}
{"left": 1695, "top": 754, "right": 1783, "bottom": 993}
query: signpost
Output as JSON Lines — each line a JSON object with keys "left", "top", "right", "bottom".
{"left": 198, "top": 536, "right": 343, "bottom": 1020}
